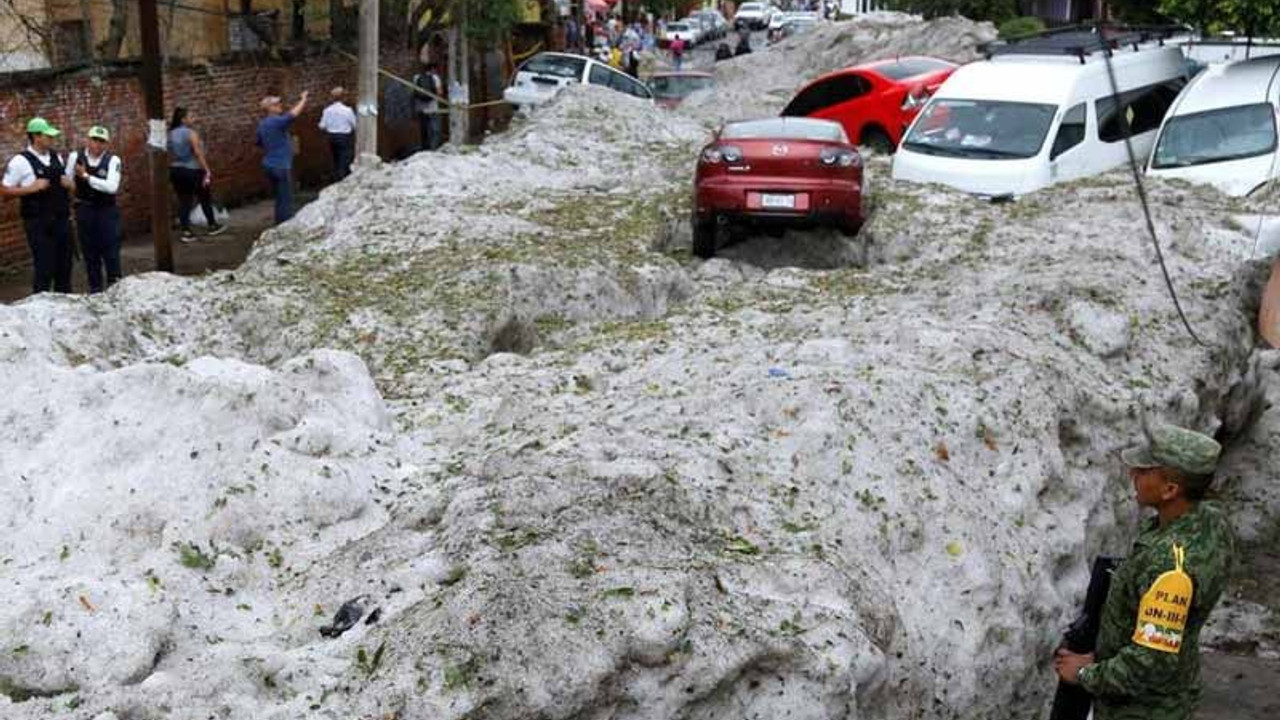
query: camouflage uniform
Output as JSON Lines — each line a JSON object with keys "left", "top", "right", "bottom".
{"left": 1078, "top": 425, "right": 1236, "bottom": 720}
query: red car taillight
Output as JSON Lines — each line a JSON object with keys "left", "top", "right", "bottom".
{"left": 819, "top": 147, "right": 861, "bottom": 168}
{"left": 700, "top": 145, "right": 743, "bottom": 164}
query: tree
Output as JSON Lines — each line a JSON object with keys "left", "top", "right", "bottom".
{"left": 1156, "top": 0, "right": 1280, "bottom": 38}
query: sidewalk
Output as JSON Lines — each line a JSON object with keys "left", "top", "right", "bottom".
{"left": 0, "top": 191, "right": 317, "bottom": 304}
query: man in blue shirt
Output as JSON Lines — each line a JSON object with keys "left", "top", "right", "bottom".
{"left": 256, "top": 91, "right": 309, "bottom": 223}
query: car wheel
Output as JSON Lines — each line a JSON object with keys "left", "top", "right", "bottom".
{"left": 693, "top": 216, "right": 717, "bottom": 259}
{"left": 860, "top": 127, "right": 894, "bottom": 155}
{"left": 839, "top": 220, "right": 862, "bottom": 238}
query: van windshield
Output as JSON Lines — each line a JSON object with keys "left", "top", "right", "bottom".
{"left": 902, "top": 99, "right": 1058, "bottom": 159}
{"left": 522, "top": 55, "right": 586, "bottom": 80}
{"left": 1152, "top": 103, "right": 1277, "bottom": 169}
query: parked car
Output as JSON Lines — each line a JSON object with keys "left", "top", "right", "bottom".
{"left": 693, "top": 117, "right": 867, "bottom": 258}
{"left": 892, "top": 27, "right": 1189, "bottom": 197}
{"left": 504, "top": 52, "right": 653, "bottom": 108}
{"left": 696, "top": 10, "right": 730, "bottom": 41}
{"left": 767, "top": 11, "right": 819, "bottom": 42}
{"left": 650, "top": 71, "right": 716, "bottom": 108}
{"left": 684, "top": 14, "right": 714, "bottom": 43}
{"left": 782, "top": 56, "right": 958, "bottom": 153}
{"left": 773, "top": 16, "right": 822, "bottom": 43}
{"left": 1147, "top": 55, "right": 1280, "bottom": 197}
{"left": 661, "top": 21, "right": 701, "bottom": 48}
{"left": 734, "top": 2, "right": 772, "bottom": 31}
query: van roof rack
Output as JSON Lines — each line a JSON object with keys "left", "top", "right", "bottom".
{"left": 979, "top": 23, "right": 1192, "bottom": 65}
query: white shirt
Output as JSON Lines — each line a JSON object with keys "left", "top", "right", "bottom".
{"left": 318, "top": 102, "right": 357, "bottom": 135}
{"left": 2, "top": 146, "right": 58, "bottom": 189}
{"left": 65, "top": 149, "right": 123, "bottom": 195}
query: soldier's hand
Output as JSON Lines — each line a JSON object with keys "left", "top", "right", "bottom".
{"left": 1052, "top": 649, "right": 1095, "bottom": 685}
{"left": 60, "top": 176, "right": 75, "bottom": 190}
{"left": 29, "top": 178, "right": 50, "bottom": 191}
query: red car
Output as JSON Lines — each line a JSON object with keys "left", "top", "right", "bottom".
{"left": 781, "top": 56, "right": 958, "bottom": 153}
{"left": 693, "top": 117, "right": 866, "bottom": 258}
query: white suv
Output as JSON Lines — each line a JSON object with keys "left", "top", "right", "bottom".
{"left": 1147, "top": 56, "right": 1280, "bottom": 197}
{"left": 734, "top": 2, "right": 772, "bottom": 31}
{"left": 893, "top": 27, "right": 1189, "bottom": 197}
{"left": 504, "top": 52, "right": 653, "bottom": 108}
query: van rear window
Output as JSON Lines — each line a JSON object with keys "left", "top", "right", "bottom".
{"left": 522, "top": 55, "right": 586, "bottom": 80}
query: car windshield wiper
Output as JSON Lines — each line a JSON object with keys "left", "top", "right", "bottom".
{"left": 903, "top": 142, "right": 1027, "bottom": 159}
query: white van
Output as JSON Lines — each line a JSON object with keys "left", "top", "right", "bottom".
{"left": 1147, "top": 56, "right": 1280, "bottom": 197}
{"left": 504, "top": 52, "right": 653, "bottom": 108}
{"left": 892, "top": 30, "right": 1189, "bottom": 197}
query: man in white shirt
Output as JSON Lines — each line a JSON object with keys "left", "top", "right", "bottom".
{"left": 66, "top": 126, "right": 124, "bottom": 293}
{"left": 318, "top": 86, "right": 357, "bottom": 180}
{"left": 0, "top": 117, "right": 76, "bottom": 294}
{"left": 413, "top": 62, "right": 444, "bottom": 151}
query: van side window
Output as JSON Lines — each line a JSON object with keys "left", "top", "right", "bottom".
{"left": 781, "top": 74, "right": 872, "bottom": 117}
{"left": 1096, "top": 79, "right": 1185, "bottom": 143}
{"left": 611, "top": 71, "right": 650, "bottom": 99}
{"left": 1051, "top": 103, "right": 1087, "bottom": 160}
{"left": 589, "top": 64, "right": 613, "bottom": 87}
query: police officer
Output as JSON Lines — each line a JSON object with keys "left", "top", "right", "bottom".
{"left": 1054, "top": 424, "right": 1235, "bottom": 720}
{"left": 0, "top": 118, "right": 75, "bottom": 294}
{"left": 66, "top": 126, "right": 123, "bottom": 294}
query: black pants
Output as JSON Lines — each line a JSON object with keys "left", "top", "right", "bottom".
{"left": 76, "top": 204, "right": 122, "bottom": 294}
{"left": 23, "top": 215, "right": 74, "bottom": 294}
{"left": 169, "top": 166, "right": 216, "bottom": 230}
{"left": 328, "top": 132, "right": 354, "bottom": 180}
{"left": 419, "top": 113, "right": 442, "bottom": 151}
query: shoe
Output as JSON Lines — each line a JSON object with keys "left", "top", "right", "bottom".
{"left": 206, "top": 223, "right": 227, "bottom": 237}
{"left": 179, "top": 231, "right": 198, "bottom": 244}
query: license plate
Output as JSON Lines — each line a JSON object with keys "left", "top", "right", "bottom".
{"left": 761, "top": 193, "right": 796, "bottom": 209}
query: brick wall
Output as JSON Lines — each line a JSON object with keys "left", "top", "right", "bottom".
{"left": 0, "top": 47, "right": 419, "bottom": 269}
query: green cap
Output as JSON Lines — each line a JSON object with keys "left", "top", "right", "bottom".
{"left": 1121, "top": 423, "right": 1221, "bottom": 476}
{"left": 87, "top": 125, "right": 110, "bottom": 141}
{"left": 25, "top": 117, "right": 60, "bottom": 137}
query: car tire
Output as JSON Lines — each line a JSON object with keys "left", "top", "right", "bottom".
{"left": 693, "top": 216, "right": 717, "bottom": 259}
{"left": 860, "top": 126, "right": 895, "bottom": 155}
{"left": 839, "top": 220, "right": 862, "bottom": 238}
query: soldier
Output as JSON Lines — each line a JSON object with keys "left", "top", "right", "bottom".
{"left": 0, "top": 118, "right": 76, "bottom": 294}
{"left": 66, "top": 126, "right": 123, "bottom": 293}
{"left": 1054, "top": 423, "right": 1236, "bottom": 720}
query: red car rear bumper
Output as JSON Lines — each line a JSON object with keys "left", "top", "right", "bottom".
{"left": 695, "top": 175, "right": 864, "bottom": 227}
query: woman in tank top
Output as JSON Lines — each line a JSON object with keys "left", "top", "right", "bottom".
{"left": 167, "top": 107, "right": 225, "bottom": 241}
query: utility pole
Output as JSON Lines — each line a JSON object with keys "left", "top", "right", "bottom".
{"left": 356, "top": 0, "right": 379, "bottom": 158}
{"left": 138, "top": 0, "right": 173, "bottom": 272}
{"left": 448, "top": 2, "right": 469, "bottom": 147}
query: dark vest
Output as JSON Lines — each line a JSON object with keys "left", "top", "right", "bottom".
{"left": 74, "top": 149, "right": 116, "bottom": 207}
{"left": 18, "top": 150, "right": 71, "bottom": 220}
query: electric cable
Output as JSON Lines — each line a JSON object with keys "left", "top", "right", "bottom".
{"left": 1096, "top": 22, "right": 1207, "bottom": 347}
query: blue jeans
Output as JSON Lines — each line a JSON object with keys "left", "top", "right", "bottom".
{"left": 265, "top": 166, "right": 293, "bottom": 223}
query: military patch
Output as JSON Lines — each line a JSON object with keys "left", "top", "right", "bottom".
{"left": 1131, "top": 544, "right": 1193, "bottom": 654}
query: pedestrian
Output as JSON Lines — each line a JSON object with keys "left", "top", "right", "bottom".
{"left": 65, "top": 126, "right": 122, "bottom": 293}
{"left": 319, "top": 86, "right": 357, "bottom": 180}
{"left": 625, "top": 44, "right": 641, "bottom": 78}
{"left": 256, "top": 91, "right": 309, "bottom": 225}
{"left": 671, "top": 35, "right": 686, "bottom": 70}
{"left": 168, "top": 107, "right": 226, "bottom": 242}
{"left": 413, "top": 62, "right": 444, "bottom": 152}
{"left": 1053, "top": 423, "right": 1235, "bottom": 720}
{"left": 0, "top": 118, "right": 75, "bottom": 294}
{"left": 609, "top": 44, "right": 623, "bottom": 70}
{"left": 566, "top": 16, "right": 580, "bottom": 53}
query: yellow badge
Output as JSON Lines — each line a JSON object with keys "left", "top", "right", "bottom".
{"left": 1131, "top": 544, "right": 1193, "bottom": 654}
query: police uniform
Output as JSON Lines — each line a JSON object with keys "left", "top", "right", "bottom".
{"left": 67, "top": 126, "right": 123, "bottom": 294}
{"left": 1078, "top": 425, "right": 1236, "bottom": 720}
{"left": 2, "top": 118, "right": 73, "bottom": 294}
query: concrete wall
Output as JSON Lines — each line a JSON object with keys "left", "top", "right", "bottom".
{"left": 0, "top": 46, "right": 418, "bottom": 268}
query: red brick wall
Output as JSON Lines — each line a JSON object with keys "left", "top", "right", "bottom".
{"left": 0, "top": 48, "right": 419, "bottom": 269}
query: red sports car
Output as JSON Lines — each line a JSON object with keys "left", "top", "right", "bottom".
{"left": 692, "top": 117, "right": 866, "bottom": 258}
{"left": 781, "top": 56, "right": 958, "bottom": 153}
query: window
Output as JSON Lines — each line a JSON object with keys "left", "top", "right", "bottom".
{"left": 523, "top": 54, "right": 588, "bottom": 80}
{"left": 1096, "top": 79, "right": 1184, "bottom": 143}
{"left": 781, "top": 74, "right": 873, "bottom": 117}
{"left": 589, "top": 64, "right": 613, "bottom": 87}
{"left": 610, "top": 71, "right": 650, "bottom": 99}
{"left": 902, "top": 99, "right": 1058, "bottom": 159}
{"left": 722, "top": 118, "right": 847, "bottom": 143}
{"left": 650, "top": 74, "right": 715, "bottom": 100}
{"left": 1152, "top": 103, "right": 1278, "bottom": 169}
{"left": 1050, "top": 102, "right": 1087, "bottom": 160}
{"left": 874, "top": 58, "right": 953, "bottom": 81}
{"left": 51, "top": 21, "right": 90, "bottom": 65}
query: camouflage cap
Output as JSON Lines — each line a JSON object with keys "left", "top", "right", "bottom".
{"left": 1121, "top": 423, "right": 1221, "bottom": 476}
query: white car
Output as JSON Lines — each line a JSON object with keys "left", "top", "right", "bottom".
{"left": 1147, "top": 56, "right": 1280, "bottom": 197}
{"left": 893, "top": 28, "right": 1188, "bottom": 197}
{"left": 734, "top": 2, "right": 771, "bottom": 31}
{"left": 504, "top": 52, "right": 653, "bottom": 108}
{"left": 664, "top": 21, "right": 700, "bottom": 47}
{"left": 769, "top": 11, "right": 818, "bottom": 33}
